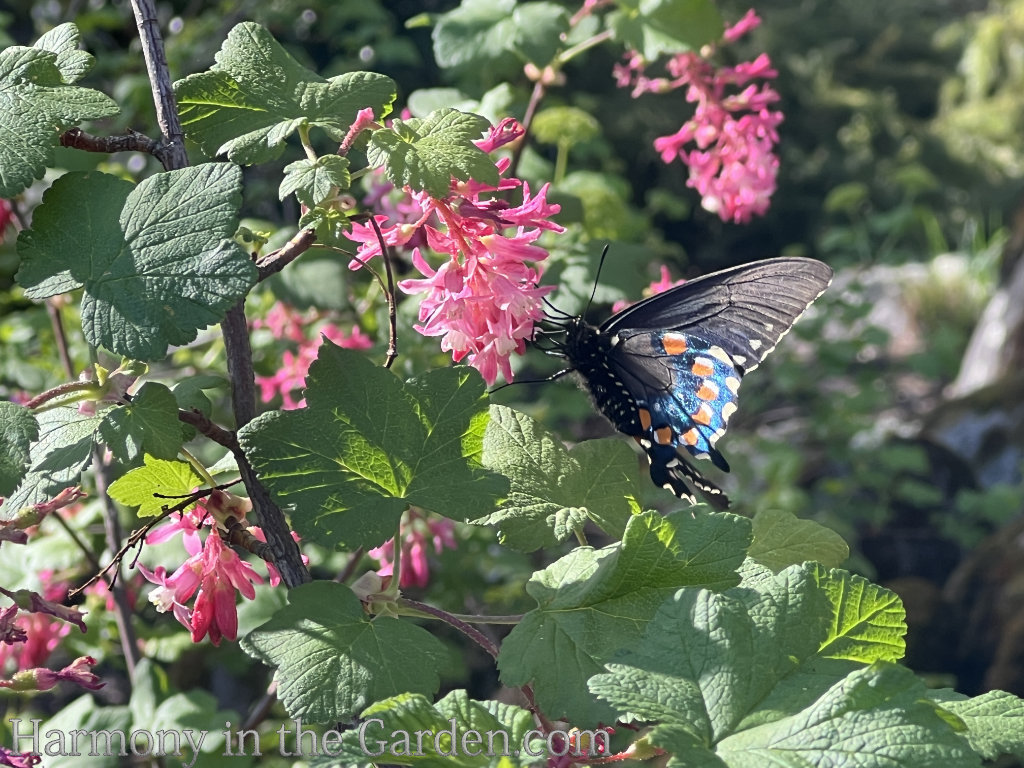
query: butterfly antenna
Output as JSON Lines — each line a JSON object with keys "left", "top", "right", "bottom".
{"left": 584, "top": 244, "right": 611, "bottom": 318}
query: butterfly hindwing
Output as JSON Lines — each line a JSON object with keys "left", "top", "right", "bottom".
{"left": 644, "top": 441, "right": 730, "bottom": 511}
{"left": 608, "top": 329, "right": 742, "bottom": 506}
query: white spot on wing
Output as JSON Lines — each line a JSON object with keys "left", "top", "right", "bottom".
{"left": 708, "top": 346, "right": 732, "bottom": 365}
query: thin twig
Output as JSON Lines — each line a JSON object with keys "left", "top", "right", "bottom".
{"left": 130, "top": 0, "right": 188, "bottom": 170}
{"left": 129, "top": 0, "right": 308, "bottom": 587}
{"left": 222, "top": 300, "right": 310, "bottom": 587}
{"left": 509, "top": 80, "right": 546, "bottom": 179}
{"left": 23, "top": 380, "right": 97, "bottom": 410}
{"left": 45, "top": 301, "right": 74, "bottom": 375}
{"left": 91, "top": 445, "right": 143, "bottom": 678}
{"left": 335, "top": 546, "right": 365, "bottom": 584}
{"left": 60, "top": 127, "right": 161, "bottom": 156}
{"left": 240, "top": 681, "right": 279, "bottom": 732}
{"left": 177, "top": 408, "right": 239, "bottom": 450}
{"left": 43, "top": 305, "right": 140, "bottom": 675}
{"left": 398, "top": 597, "right": 500, "bottom": 659}
{"left": 369, "top": 216, "right": 398, "bottom": 368}
{"left": 69, "top": 488, "right": 215, "bottom": 599}
{"left": 255, "top": 227, "right": 317, "bottom": 282}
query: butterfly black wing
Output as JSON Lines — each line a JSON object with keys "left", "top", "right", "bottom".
{"left": 561, "top": 257, "right": 832, "bottom": 508}
{"left": 602, "top": 257, "right": 834, "bottom": 375}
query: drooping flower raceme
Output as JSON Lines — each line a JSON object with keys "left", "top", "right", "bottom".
{"left": 346, "top": 119, "right": 563, "bottom": 384}
{"left": 138, "top": 490, "right": 297, "bottom": 646}
{"left": 614, "top": 10, "right": 782, "bottom": 224}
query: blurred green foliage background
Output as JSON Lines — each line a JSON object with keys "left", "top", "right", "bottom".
{"left": 2, "top": 0, "right": 1024, "bottom": 712}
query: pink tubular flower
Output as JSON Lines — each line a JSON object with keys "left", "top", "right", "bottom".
{"left": 346, "top": 119, "right": 563, "bottom": 384}
{"left": 189, "top": 534, "right": 261, "bottom": 646}
{"left": 618, "top": 10, "right": 782, "bottom": 224}
{"left": 1, "top": 655, "right": 104, "bottom": 693}
{"left": 31, "top": 655, "right": 104, "bottom": 692}
{"left": 368, "top": 510, "right": 457, "bottom": 589}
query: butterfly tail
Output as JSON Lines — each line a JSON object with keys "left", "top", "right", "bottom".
{"left": 646, "top": 443, "right": 731, "bottom": 511}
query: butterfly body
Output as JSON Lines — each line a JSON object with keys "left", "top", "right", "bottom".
{"left": 554, "top": 257, "right": 833, "bottom": 508}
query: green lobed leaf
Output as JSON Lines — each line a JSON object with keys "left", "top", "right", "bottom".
{"left": 366, "top": 108, "right": 498, "bottom": 197}
{"left": 315, "top": 690, "right": 543, "bottom": 767}
{"left": 589, "top": 563, "right": 832, "bottom": 742}
{"left": 0, "top": 25, "right": 118, "bottom": 197}
{"left": 587, "top": 563, "right": 928, "bottom": 762}
{"left": 432, "top": 0, "right": 569, "bottom": 70}
{"left": 174, "top": 22, "right": 396, "bottom": 164}
{"left": 432, "top": 0, "right": 518, "bottom": 69}
{"left": 747, "top": 507, "right": 849, "bottom": 571}
{"left": 0, "top": 406, "right": 101, "bottom": 518}
{"left": 712, "top": 664, "right": 978, "bottom": 768}
{"left": 930, "top": 689, "right": 1024, "bottom": 761}
{"left": 720, "top": 561, "right": 906, "bottom": 731}
{"left": 279, "top": 155, "right": 351, "bottom": 206}
{"left": 237, "top": 344, "right": 508, "bottom": 550}
{"left": 16, "top": 164, "right": 257, "bottom": 361}
{"left": 240, "top": 581, "right": 448, "bottom": 723}
{"left": 0, "top": 401, "right": 39, "bottom": 497}
{"left": 98, "top": 382, "right": 184, "bottom": 463}
{"left": 610, "top": 0, "right": 724, "bottom": 60}
{"left": 476, "top": 405, "right": 640, "bottom": 551}
{"left": 107, "top": 456, "right": 203, "bottom": 518}
{"left": 498, "top": 510, "right": 751, "bottom": 724}
{"left": 813, "top": 563, "right": 907, "bottom": 662}
{"left": 34, "top": 23, "right": 93, "bottom": 83}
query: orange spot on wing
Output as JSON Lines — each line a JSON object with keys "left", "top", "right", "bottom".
{"left": 697, "top": 382, "right": 718, "bottom": 401}
{"left": 693, "top": 404, "right": 713, "bottom": 426}
{"left": 638, "top": 408, "right": 652, "bottom": 431}
{"left": 655, "top": 426, "right": 674, "bottom": 445}
{"left": 662, "top": 334, "right": 688, "bottom": 355}
{"left": 691, "top": 359, "right": 714, "bottom": 377}
{"left": 681, "top": 428, "right": 699, "bottom": 446}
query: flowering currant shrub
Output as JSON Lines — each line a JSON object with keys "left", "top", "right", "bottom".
{"left": 0, "top": 2, "right": 1022, "bottom": 767}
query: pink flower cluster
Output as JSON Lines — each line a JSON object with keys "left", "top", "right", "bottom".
{"left": 367, "top": 509, "right": 457, "bottom": 589}
{"left": 139, "top": 490, "right": 304, "bottom": 646}
{"left": 346, "top": 119, "right": 563, "bottom": 384}
{"left": 614, "top": 10, "right": 782, "bottom": 223}
{"left": 254, "top": 302, "right": 373, "bottom": 409}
